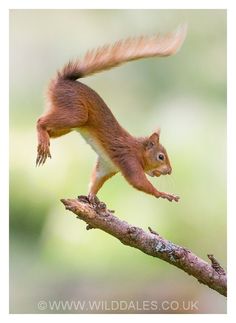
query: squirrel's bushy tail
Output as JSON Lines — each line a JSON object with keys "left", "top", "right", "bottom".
{"left": 57, "top": 24, "right": 187, "bottom": 81}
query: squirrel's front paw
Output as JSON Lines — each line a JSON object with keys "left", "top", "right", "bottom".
{"left": 36, "top": 143, "right": 51, "bottom": 166}
{"left": 159, "top": 192, "right": 180, "bottom": 202}
{"left": 87, "top": 194, "right": 107, "bottom": 212}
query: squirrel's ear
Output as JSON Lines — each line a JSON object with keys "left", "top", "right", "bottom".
{"left": 149, "top": 129, "right": 160, "bottom": 143}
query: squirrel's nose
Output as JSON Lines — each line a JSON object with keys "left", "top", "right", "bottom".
{"left": 167, "top": 167, "right": 172, "bottom": 175}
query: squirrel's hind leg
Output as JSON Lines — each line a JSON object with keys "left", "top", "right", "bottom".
{"left": 36, "top": 105, "right": 88, "bottom": 166}
{"left": 36, "top": 116, "right": 52, "bottom": 166}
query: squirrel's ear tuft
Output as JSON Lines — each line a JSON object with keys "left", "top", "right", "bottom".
{"left": 149, "top": 129, "right": 160, "bottom": 143}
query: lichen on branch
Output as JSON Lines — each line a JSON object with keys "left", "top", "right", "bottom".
{"left": 61, "top": 196, "right": 227, "bottom": 297}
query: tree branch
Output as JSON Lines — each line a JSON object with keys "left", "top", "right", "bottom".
{"left": 60, "top": 196, "right": 227, "bottom": 297}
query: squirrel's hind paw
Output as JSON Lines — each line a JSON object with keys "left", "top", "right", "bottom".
{"left": 36, "top": 143, "right": 51, "bottom": 166}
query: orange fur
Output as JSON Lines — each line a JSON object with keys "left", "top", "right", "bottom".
{"left": 36, "top": 25, "right": 187, "bottom": 202}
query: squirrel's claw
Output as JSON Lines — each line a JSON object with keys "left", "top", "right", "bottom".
{"left": 36, "top": 143, "right": 51, "bottom": 166}
{"left": 159, "top": 192, "right": 180, "bottom": 202}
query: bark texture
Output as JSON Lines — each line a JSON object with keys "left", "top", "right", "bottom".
{"left": 61, "top": 196, "right": 227, "bottom": 297}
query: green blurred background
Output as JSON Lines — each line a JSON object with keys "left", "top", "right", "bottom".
{"left": 9, "top": 9, "right": 226, "bottom": 314}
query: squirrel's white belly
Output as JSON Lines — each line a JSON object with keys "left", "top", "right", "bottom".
{"left": 76, "top": 128, "right": 118, "bottom": 173}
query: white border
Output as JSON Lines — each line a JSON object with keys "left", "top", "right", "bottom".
{"left": 2, "top": 1, "right": 235, "bottom": 322}
{"left": 0, "top": 0, "right": 9, "bottom": 320}
{"left": 2, "top": 0, "right": 230, "bottom": 10}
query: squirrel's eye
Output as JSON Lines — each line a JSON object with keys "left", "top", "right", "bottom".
{"left": 158, "top": 153, "right": 165, "bottom": 161}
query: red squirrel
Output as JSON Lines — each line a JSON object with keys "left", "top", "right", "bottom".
{"left": 36, "top": 25, "right": 187, "bottom": 202}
